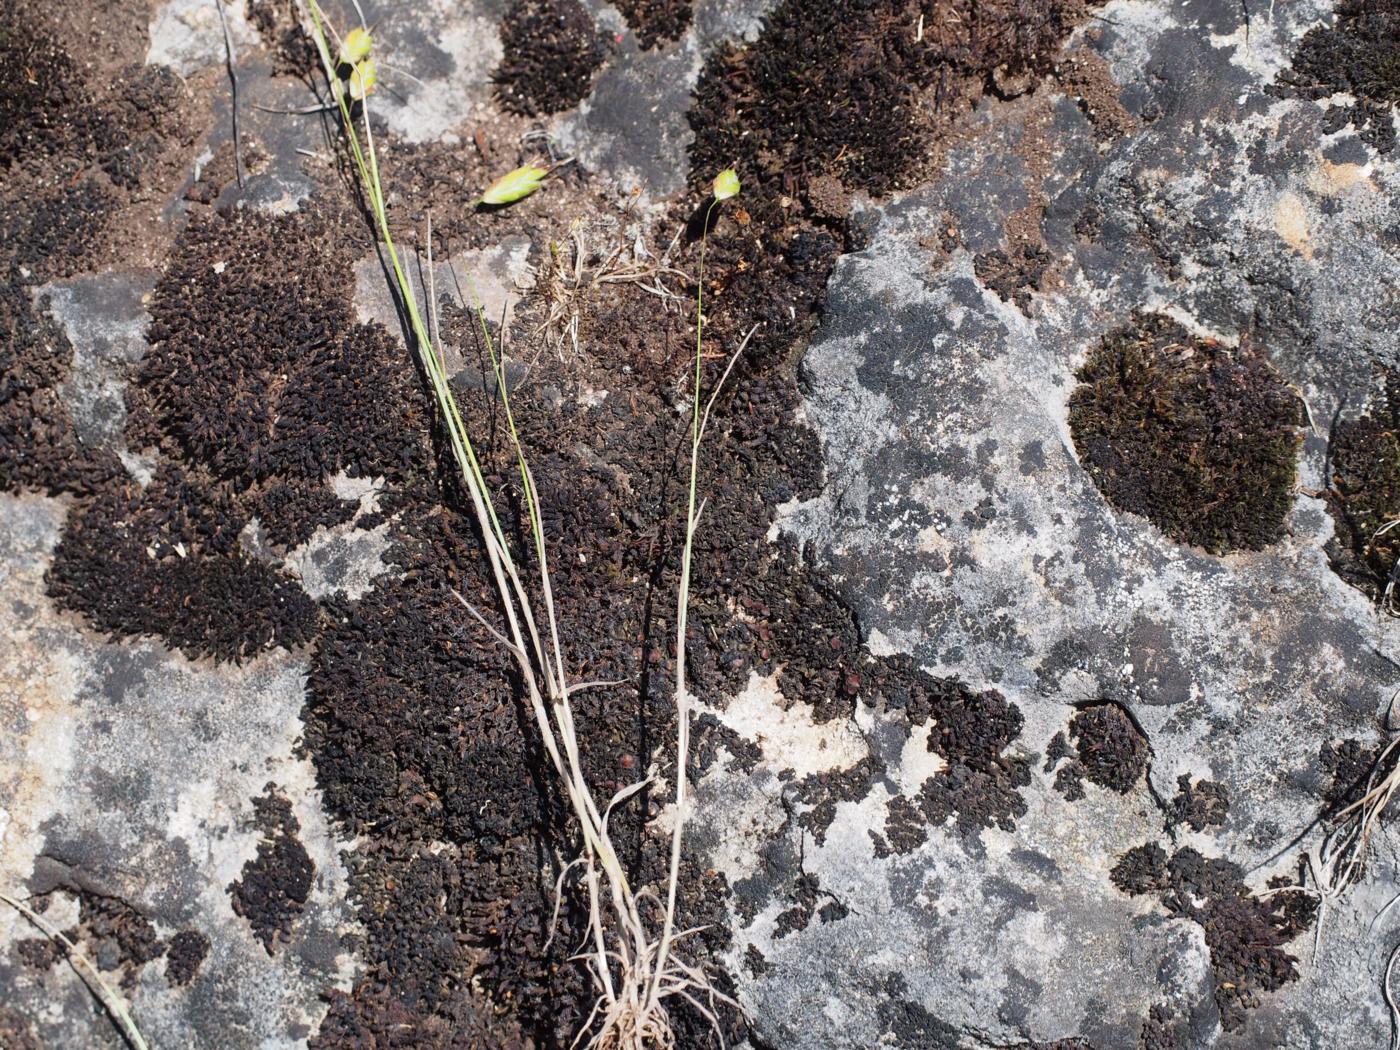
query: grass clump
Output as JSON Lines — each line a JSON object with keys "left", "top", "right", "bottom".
{"left": 298, "top": 3, "right": 744, "bottom": 1044}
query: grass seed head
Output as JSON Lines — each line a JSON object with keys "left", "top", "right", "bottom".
{"left": 348, "top": 58, "right": 379, "bottom": 100}
{"left": 339, "top": 26, "right": 373, "bottom": 66}
{"left": 712, "top": 167, "right": 740, "bottom": 201}
{"left": 479, "top": 164, "right": 549, "bottom": 206}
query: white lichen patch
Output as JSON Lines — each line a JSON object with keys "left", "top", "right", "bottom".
{"left": 146, "top": 0, "right": 258, "bottom": 77}
{"left": 708, "top": 670, "right": 867, "bottom": 779}
{"left": 39, "top": 273, "right": 155, "bottom": 465}
{"left": 368, "top": 0, "right": 502, "bottom": 144}
{"left": 0, "top": 495, "right": 80, "bottom": 895}
{"left": 283, "top": 473, "right": 396, "bottom": 601}
{"left": 353, "top": 238, "right": 533, "bottom": 371}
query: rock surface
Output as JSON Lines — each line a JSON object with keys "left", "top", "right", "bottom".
{"left": 712, "top": 2, "right": 1400, "bottom": 1044}
{"left": 4, "top": 0, "right": 1400, "bottom": 1048}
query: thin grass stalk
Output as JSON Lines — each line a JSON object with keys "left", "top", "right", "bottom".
{"left": 468, "top": 297, "right": 650, "bottom": 973}
{"left": 472, "top": 272, "right": 664, "bottom": 996}
{"left": 650, "top": 196, "right": 719, "bottom": 1010}
{"left": 301, "top": 7, "right": 746, "bottom": 1042}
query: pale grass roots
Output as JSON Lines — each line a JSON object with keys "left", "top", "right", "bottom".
{"left": 1310, "top": 735, "right": 1400, "bottom": 1050}
{"left": 300, "top": 3, "right": 742, "bottom": 1045}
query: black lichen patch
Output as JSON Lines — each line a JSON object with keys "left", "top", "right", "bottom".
{"left": 0, "top": 19, "right": 184, "bottom": 176}
{"left": 690, "top": 0, "right": 1090, "bottom": 204}
{"left": 305, "top": 516, "right": 532, "bottom": 846}
{"left": 1111, "top": 843, "right": 1314, "bottom": 1031}
{"left": 1320, "top": 736, "right": 1392, "bottom": 815}
{"left": 494, "top": 0, "right": 606, "bottom": 116}
{"left": 876, "top": 973, "right": 965, "bottom": 1047}
{"left": 1168, "top": 774, "right": 1229, "bottom": 832}
{"left": 164, "top": 929, "right": 211, "bottom": 986}
{"left": 300, "top": 361, "right": 762, "bottom": 1042}
{"left": 13, "top": 890, "right": 202, "bottom": 991}
{"left": 973, "top": 204, "right": 1055, "bottom": 314}
{"left": 974, "top": 240, "right": 1053, "bottom": 313}
{"left": 45, "top": 206, "right": 434, "bottom": 662}
{"left": 1274, "top": 0, "right": 1400, "bottom": 154}
{"left": 0, "top": 277, "right": 124, "bottom": 496}
{"left": 1068, "top": 314, "right": 1303, "bottom": 554}
{"left": 136, "top": 210, "right": 427, "bottom": 504}
{"left": 1324, "top": 373, "right": 1400, "bottom": 599}
{"left": 78, "top": 892, "right": 164, "bottom": 978}
{"left": 743, "top": 944, "right": 769, "bottom": 976}
{"left": 864, "top": 660, "right": 1034, "bottom": 852}
{"left": 15, "top": 934, "right": 65, "bottom": 969}
{"left": 314, "top": 980, "right": 527, "bottom": 1050}
{"left": 47, "top": 467, "right": 320, "bottom": 661}
{"left": 875, "top": 793, "right": 930, "bottom": 856}
{"left": 794, "top": 757, "right": 884, "bottom": 845}
{"left": 919, "top": 678, "right": 1032, "bottom": 835}
{"left": 773, "top": 872, "right": 847, "bottom": 938}
{"left": 0, "top": 20, "right": 81, "bottom": 167}
{"left": 0, "top": 4, "right": 194, "bottom": 281}
{"left": 0, "top": 8, "right": 191, "bottom": 499}
{"left": 866, "top": 657, "right": 1034, "bottom": 841}
{"left": 1050, "top": 702, "right": 1149, "bottom": 799}
{"left": 614, "top": 0, "right": 692, "bottom": 49}
{"left": 693, "top": 712, "right": 762, "bottom": 775}
{"left": 1142, "top": 1003, "right": 1185, "bottom": 1050}
{"left": 324, "top": 837, "right": 548, "bottom": 1044}
{"left": 229, "top": 784, "right": 314, "bottom": 955}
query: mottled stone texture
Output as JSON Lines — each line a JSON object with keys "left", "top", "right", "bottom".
{"left": 5, "top": 0, "right": 1400, "bottom": 1048}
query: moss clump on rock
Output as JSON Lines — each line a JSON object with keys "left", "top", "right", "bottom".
{"left": 1068, "top": 314, "right": 1303, "bottom": 554}
{"left": 494, "top": 0, "right": 605, "bottom": 116}
{"left": 1111, "top": 843, "right": 1313, "bottom": 1031}
{"left": 47, "top": 466, "right": 321, "bottom": 661}
{"left": 689, "top": 0, "right": 1091, "bottom": 206}
{"left": 613, "top": 0, "right": 692, "bottom": 50}
{"left": 1050, "top": 701, "right": 1149, "bottom": 799}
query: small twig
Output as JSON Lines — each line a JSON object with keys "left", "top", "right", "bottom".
{"left": 253, "top": 101, "right": 338, "bottom": 115}
{"left": 212, "top": 0, "right": 243, "bottom": 189}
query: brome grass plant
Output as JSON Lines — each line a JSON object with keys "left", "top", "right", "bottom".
{"left": 298, "top": 4, "right": 746, "bottom": 1044}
